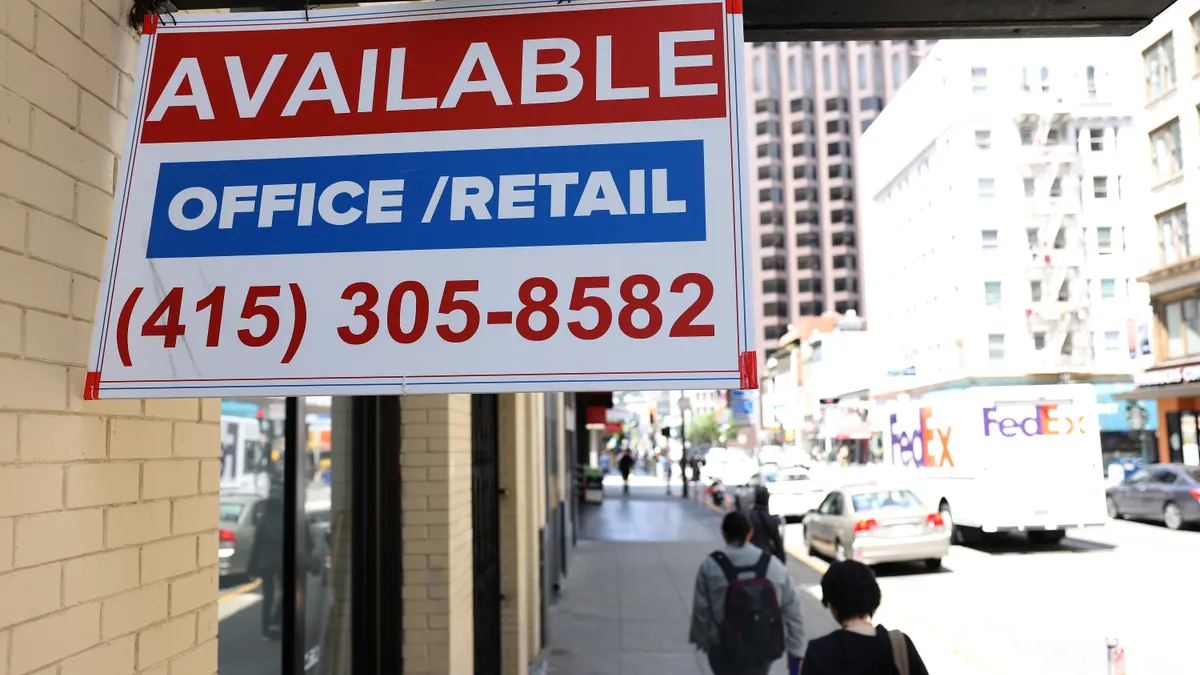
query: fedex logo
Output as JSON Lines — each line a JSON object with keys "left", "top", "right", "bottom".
{"left": 982, "top": 405, "right": 1087, "bottom": 438}
{"left": 889, "top": 408, "right": 954, "bottom": 468}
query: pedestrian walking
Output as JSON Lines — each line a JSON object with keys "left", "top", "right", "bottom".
{"left": 689, "top": 512, "right": 806, "bottom": 675}
{"left": 661, "top": 452, "right": 673, "bottom": 493}
{"left": 745, "top": 486, "right": 785, "bottom": 562}
{"left": 618, "top": 450, "right": 635, "bottom": 494}
{"left": 800, "top": 560, "right": 929, "bottom": 675}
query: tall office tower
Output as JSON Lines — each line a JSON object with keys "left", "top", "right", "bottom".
{"left": 861, "top": 39, "right": 1152, "bottom": 382}
{"left": 747, "top": 41, "right": 934, "bottom": 352}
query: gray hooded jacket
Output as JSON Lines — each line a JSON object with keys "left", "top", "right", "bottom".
{"left": 688, "top": 543, "right": 807, "bottom": 657}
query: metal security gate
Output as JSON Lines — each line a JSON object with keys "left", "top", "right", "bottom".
{"left": 471, "top": 394, "right": 501, "bottom": 675}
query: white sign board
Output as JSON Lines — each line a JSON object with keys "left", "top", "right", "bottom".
{"left": 83, "top": 0, "right": 757, "bottom": 399}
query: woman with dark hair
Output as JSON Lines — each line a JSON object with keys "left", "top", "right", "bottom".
{"left": 801, "top": 561, "right": 929, "bottom": 675}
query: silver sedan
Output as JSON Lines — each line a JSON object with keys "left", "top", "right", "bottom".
{"left": 803, "top": 484, "right": 951, "bottom": 570}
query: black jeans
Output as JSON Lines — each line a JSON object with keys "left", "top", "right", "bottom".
{"left": 261, "top": 571, "right": 282, "bottom": 636}
{"left": 707, "top": 652, "right": 772, "bottom": 675}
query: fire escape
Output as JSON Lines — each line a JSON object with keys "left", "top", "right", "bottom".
{"left": 1020, "top": 98, "right": 1087, "bottom": 369}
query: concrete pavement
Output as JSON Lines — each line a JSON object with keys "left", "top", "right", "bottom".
{"left": 543, "top": 479, "right": 838, "bottom": 675}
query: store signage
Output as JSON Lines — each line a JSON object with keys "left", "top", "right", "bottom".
{"left": 1135, "top": 366, "right": 1200, "bottom": 388}
{"left": 83, "top": 0, "right": 756, "bottom": 399}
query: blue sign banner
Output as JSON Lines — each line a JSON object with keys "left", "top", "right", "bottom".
{"left": 146, "top": 140, "right": 707, "bottom": 259}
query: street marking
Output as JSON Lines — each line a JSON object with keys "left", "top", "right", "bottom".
{"left": 219, "top": 578, "right": 261, "bottom": 602}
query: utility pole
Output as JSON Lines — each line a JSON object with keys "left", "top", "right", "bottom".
{"left": 680, "top": 405, "right": 689, "bottom": 498}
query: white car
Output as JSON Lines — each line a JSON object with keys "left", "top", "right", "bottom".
{"left": 734, "top": 466, "right": 829, "bottom": 523}
{"left": 702, "top": 446, "right": 760, "bottom": 487}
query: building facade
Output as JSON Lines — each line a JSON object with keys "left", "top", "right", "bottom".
{"left": 862, "top": 38, "right": 1153, "bottom": 387}
{"left": 745, "top": 40, "right": 933, "bottom": 350}
{"left": 0, "top": 6, "right": 588, "bottom": 675}
{"left": 1118, "top": 0, "right": 1200, "bottom": 465}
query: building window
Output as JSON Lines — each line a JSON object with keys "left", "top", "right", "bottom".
{"left": 838, "top": 52, "right": 849, "bottom": 89}
{"left": 1100, "top": 278, "right": 1117, "bottom": 302}
{"left": 765, "top": 325, "right": 788, "bottom": 340}
{"left": 1033, "top": 332, "right": 1046, "bottom": 350}
{"left": 1090, "top": 128, "right": 1105, "bottom": 151}
{"left": 1021, "top": 66, "right": 1031, "bottom": 93}
{"left": 971, "top": 66, "right": 988, "bottom": 95}
{"left": 978, "top": 178, "right": 995, "bottom": 199}
{"left": 982, "top": 229, "right": 999, "bottom": 251}
{"left": 760, "top": 232, "right": 784, "bottom": 249}
{"left": 1050, "top": 177, "right": 1062, "bottom": 198}
{"left": 1097, "top": 227, "right": 1113, "bottom": 254}
{"left": 1020, "top": 128, "right": 1034, "bottom": 145}
{"left": 988, "top": 334, "right": 1005, "bottom": 361}
{"left": 822, "top": 54, "right": 832, "bottom": 91}
{"left": 1150, "top": 119, "right": 1183, "bottom": 181}
{"left": 1039, "top": 66, "right": 1051, "bottom": 93}
{"left": 1024, "top": 177, "right": 1035, "bottom": 198}
{"left": 763, "top": 301, "right": 789, "bottom": 317}
{"left": 753, "top": 54, "right": 764, "bottom": 92}
{"left": 762, "top": 256, "right": 785, "bottom": 271}
{"left": 975, "top": 130, "right": 991, "bottom": 150}
{"left": 892, "top": 53, "right": 902, "bottom": 88}
{"left": 762, "top": 278, "right": 787, "bottom": 294}
{"left": 984, "top": 281, "right": 1002, "bottom": 307}
{"left": 787, "top": 54, "right": 798, "bottom": 91}
{"left": 1093, "top": 176, "right": 1108, "bottom": 198}
{"left": 1144, "top": 34, "right": 1176, "bottom": 100}
{"left": 1030, "top": 280, "right": 1043, "bottom": 302}
{"left": 1086, "top": 65, "right": 1098, "bottom": 97}
{"left": 1166, "top": 302, "right": 1185, "bottom": 358}
{"left": 857, "top": 53, "right": 867, "bottom": 89}
{"left": 1157, "top": 205, "right": 1191, "bottom": 264}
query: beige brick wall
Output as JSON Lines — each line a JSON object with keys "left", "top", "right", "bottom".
{"left": 401, "top": 394, "right": 473, "bottom": 675}
{"left": 0, "top": 3, "right": 220, "bottom": 675}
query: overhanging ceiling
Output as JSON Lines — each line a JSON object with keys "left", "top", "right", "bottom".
{"left": 146, "top": 0, "right": 1176, "bottom": 37}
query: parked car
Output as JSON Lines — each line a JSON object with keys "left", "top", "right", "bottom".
{"left": 1106, "top": 463, "right": 1200, "bottom": 530}
{"left": 731, "top": 466, "right": 827, "bottom": 523}
{"left": 803, "top": 484, "right": 951, "bottom": 570}
{"left": 219, "top": 493, "right": 266, "bottom": 579}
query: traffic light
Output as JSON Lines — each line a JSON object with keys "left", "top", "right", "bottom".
{"left": 660, "top": 427, "right": 671, "bottom": 438}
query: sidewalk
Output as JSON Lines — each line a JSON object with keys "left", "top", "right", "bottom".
{"left": 543, "top": 480, "right": 838, "bottom": 675}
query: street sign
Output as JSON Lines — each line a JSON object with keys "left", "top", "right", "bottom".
{"left": 730, "top": 389, "right": 754, "bottom": 424}
{"left": 83, "top": 0, "right": 757, "bottom": 400}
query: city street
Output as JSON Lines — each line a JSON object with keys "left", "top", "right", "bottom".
{"left": 782, "top": 516, "right": 1199, "bottom": 675}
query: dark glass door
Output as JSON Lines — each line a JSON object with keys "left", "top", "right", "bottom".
{"left": 471, "top": 394, "right": 502, "bottom": 675}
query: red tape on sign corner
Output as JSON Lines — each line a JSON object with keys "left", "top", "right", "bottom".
{"left": 83, "top": 371, "right": 101, "bottom": 400}
{"left": 142, "top": 13, "right": 158, "bottom": 35}
{"left": 725, "top": 0, "right": 742, "bottom": 14}
{"left": 738, "top": 351, "right": 758, "bottom": 389}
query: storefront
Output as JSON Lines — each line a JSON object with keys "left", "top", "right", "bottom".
{"left": 1116, "top": 366, "right": 1200, "bottom": 464}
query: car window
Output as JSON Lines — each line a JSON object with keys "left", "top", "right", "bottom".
{"left": 1126, "top": 469, "right": 1150, "bottom": 484}
{"left": 1151, "top": 470, "right": 1178, "bottom": 484}
{"left": 1187, "top": 468, "right": 1200, "bottom": 482}
{"left": 849, "top": 489, "right": 923, "bottom": 512}
{"left": 219, "top": 503, "right": 244, "bottom": 523}
{"left": 817, "top": 492, "right": 842, "bottom": 515}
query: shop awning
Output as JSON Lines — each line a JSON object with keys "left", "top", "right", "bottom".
{"left": 1112, "top": 383, "right": 1200, "bottom": 401}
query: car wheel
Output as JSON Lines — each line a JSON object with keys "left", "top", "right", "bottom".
{"left": 834, "top": 540, "right": 848, "bottom": 562}
{"left": 1106, "top": 496, "right": 1121, "bottom": 519}
{"left": 924, "top": 558, "right": 942, "bottom": 571}
{"left": 1164, "top": 502, "right": 1184, "bottom": 531}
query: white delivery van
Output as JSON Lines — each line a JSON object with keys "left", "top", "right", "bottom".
{"left": 882, "top": 384, "right": 1107, "bottom": 544}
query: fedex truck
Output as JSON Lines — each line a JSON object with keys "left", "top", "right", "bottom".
{"left": 882, "top": 384, "right": 1107, "bottom": 544}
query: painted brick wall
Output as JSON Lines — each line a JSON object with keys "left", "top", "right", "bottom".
{"left": 0, "top": 3, "right": 220, "bottom": 675}
{"left": 400, "top": 394, "right": 473, "bottom": 675}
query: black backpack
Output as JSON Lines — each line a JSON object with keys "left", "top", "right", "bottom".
{"left": 711, "top": 550, "right": 786, "bottom": 667}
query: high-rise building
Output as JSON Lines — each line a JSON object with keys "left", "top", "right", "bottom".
{"left": 746, "top": 40, "right": 934, "bottom": 352}
{"left": 860, "top": 38, "right": 1153, "bottom": 385}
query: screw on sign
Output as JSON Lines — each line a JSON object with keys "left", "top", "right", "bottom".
{"left": 82, "top": 0, "right": 758, "bottom": 399}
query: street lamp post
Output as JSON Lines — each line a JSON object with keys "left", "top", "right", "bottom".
{"left": 678, "top": 395, "right": 692, "bottom": 499}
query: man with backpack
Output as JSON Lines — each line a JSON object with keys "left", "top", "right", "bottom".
{"left": 689, "top": 512, "right": 806, "bottom": 675}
